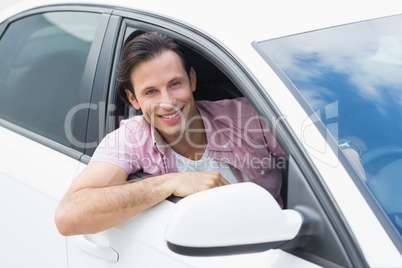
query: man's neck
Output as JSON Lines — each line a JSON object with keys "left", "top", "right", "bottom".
{"left": 164, "top": 113, "right": 207, "bottom": 161}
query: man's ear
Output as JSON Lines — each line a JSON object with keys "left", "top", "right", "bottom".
{"left": 190, "top": 67, "right": 197, "bottom": 93}
{"left": 125, "top": 89, "right": 141, "bottom": 110}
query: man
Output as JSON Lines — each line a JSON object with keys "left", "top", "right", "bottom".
{"left": 55, "top": 32, "right": 287, "bottom": 236}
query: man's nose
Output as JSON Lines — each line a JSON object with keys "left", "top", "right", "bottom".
{"left": 159, "top": 89, "right": 176, "bottom": 108}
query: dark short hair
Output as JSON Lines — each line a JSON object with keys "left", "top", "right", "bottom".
{"left": 116, "top": 32, "right": 191, "bottom": 105}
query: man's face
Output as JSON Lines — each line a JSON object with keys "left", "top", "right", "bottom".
{"left": 126, "top": 50, "right": 197, "bottom": 143}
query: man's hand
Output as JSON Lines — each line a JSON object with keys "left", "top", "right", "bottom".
{"left": 170, "top": 171, "right": 230, "bottom": 197}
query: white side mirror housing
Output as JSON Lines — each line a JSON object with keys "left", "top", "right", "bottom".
{"left": 165, "top": 183, "right": 302, "bottom": 255}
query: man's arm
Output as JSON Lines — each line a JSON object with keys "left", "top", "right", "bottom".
{"left": 55, "top": 162, "right": 228, "bottom": 236}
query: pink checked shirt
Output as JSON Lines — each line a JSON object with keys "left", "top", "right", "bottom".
{"left": 91, "top": 97, "right": 288, "bottom": 206}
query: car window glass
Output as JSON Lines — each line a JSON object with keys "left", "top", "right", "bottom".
{"left": 256, "top": 15, "right": 402, "bottom": 237}
{"left": 0, "top": 11, "right": 101, "bottom": 146}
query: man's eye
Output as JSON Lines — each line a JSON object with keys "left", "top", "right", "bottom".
{"left": 170, "top": 82, "right": 180, "bottom": 87}
{"left": 145, "top": 89, "right": 156, "bottom": 95}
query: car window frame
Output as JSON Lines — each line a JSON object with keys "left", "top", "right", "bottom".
{"left": 0, "top": 5, "right": 112, "bottom": 160}
{"left": 84, "top": 13, "right": 122, "bottom": 158}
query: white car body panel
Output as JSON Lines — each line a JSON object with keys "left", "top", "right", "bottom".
{"left": 0, "top": 125, "right": 80, "bottom": 267}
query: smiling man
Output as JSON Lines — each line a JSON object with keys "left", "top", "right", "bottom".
{"left": 55, "top": 32, "right": 287, "bottom": 236}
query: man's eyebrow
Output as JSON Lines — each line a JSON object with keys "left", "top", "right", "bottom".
{"left": 168, "top": 75, "right": 187, "bottom": 84}
{"left": 168, "top": 77, "right": 180, "bottom": 84}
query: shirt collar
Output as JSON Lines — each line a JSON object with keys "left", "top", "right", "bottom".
{"left": 151, "top": 125, "right": 166, "bottom": 155}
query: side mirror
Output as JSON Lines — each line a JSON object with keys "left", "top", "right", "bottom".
{"left": 165, "top": 182, "right": 303, "bottom": 256}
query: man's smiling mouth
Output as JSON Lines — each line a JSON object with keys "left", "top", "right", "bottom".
{"left": 158, "top": 108, "right": 183, "bottom": 119}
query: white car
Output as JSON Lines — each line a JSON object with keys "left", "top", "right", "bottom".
{"left": 1, "top": 0, "right": 401, "bottom": 267}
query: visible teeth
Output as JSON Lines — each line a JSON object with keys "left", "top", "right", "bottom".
{"left": 160, "top": 110, "right": 180, "bottom": 119}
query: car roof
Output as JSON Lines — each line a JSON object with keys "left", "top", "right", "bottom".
{"left": 2, "top": 0, "right": 402, "bottom": 43}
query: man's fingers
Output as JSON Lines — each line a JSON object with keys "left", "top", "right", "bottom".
{"left": 221, "top": 177, "right": 230, "bottom": 185}
{"left": 217, "top": 174, "right": 230, "bottom": 186}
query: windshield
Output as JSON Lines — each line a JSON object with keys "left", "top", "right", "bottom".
{"left": 256, "top": 15, "right": 402, "bottom": 238}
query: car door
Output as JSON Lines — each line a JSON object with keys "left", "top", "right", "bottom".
{"left": 0, "top": 7, "right": 108, "bottom": 267}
